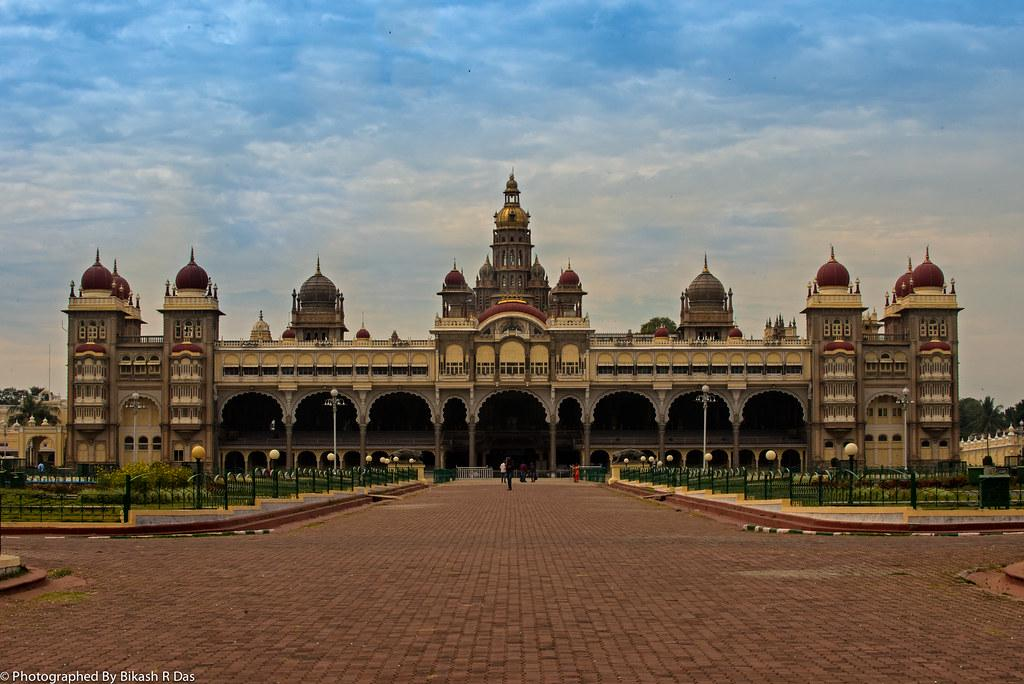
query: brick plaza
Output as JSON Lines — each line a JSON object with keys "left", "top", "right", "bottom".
{"left": 2, "top": 481, "right": 1023, "bottom": 683}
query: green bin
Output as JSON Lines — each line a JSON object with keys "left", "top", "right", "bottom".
{"left": 967, "top": 466, "right": 985, "bottom": 485}
{"left": 978, "top": 475, "right": 1011, "bottom": 509}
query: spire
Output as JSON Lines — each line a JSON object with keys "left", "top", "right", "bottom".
{"left": 907, "top": 256, "right": 912, "bottom": 271}
{"left": 95, "top": 248, "right": 101, "bottom": 265}
{"left": 316, "top": 255, "right": 321, "bottom": 275}
{"left": 829, "top": 244, "right": 835, "bottom": 261}
{"left": 453, "top": 258, "right": 458, "bottom": 270}
{"left": 924, "top": 245, "right": 931, "bottom": 262}
{"left": 189, "top": 246, "right": 195, "bottom": 263}
{"left": 567, "top": 258, "right": 572, "bottom": 270}
{"left": 259, "top": 310, "right": 264, "bottom": 321}
{"left": 702, "top": 253, "right": 709, "bottom": 273}
{"left": 112, "top": 258, "right": 118, "bottom": 274}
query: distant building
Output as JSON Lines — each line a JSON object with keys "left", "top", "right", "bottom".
{"left": 1, "top": 393, "right": 66, "bottom": 467}
{"left": 62, "top": 175, "right": 962, "bottom": 472}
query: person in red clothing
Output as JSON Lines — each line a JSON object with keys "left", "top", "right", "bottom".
{"left": 573, "top": 464, "right": 580, "bottom": 482}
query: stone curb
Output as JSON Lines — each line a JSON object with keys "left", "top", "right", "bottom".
{"left": 742, "top": 523, "right": 1024, "bottom": 538}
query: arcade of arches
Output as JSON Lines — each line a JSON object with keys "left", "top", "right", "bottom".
{"left": 216, "top": 388, "right": 809, "bottom": 471}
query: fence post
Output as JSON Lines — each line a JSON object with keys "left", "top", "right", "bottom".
{"left": 122, "top": 474, "right": 131, "bottom": 523}
{"left": 312, "top": 468, "right": 317, "bottom": 493}
{"left": 742, "top": 469, "right": 748, "bottom": 499}
{"left": 817, "top": 474, "right": 823, "bottom": 506}
{"left": 223, "top": 475, "right": 229, "bottom": 510}
{"left": 910, "top": 471, "right": 917, "bottom": 509}
{"left": 250, "top": 472, "right": 256, "bottom": 506}
{"left": 295, "top": 469, "right": 300, "bottom": 498}
{"left": 788, "top": 470, "right": 794, "bottom": 504}
{"left": 848, "top": 471, "right": 854, "bottom": 505}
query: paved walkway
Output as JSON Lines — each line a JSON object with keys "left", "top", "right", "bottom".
{"left": 2, "top": 481, "right": 1023, "bottom": 683}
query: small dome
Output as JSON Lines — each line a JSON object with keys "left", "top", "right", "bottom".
{"left": 355, "top": 327, "right": 371, "bottom": 340}
{"left": 815, "top": 247, "right": 850, "bottom": 289}
{"left": 81, "top": 250, "right": 113, "bottom": 292}
{"left": 894, "top": 257, "right": 914, "bottom": 298}
{"left": 110, "top": 259, "right": 131, "bottom": 299}
{"left": 444, "top": 262, "right": 467, "bottom": 288}
{"left": 728, "top": 327, "right": 743, "bottom": 338}
{"left": 478, "top": 255, "right": 495, "bottom": 281}
{"left": 912, "top": 248, "right": 944, "bottom": 289}
{"left": 250, "top": 311, "right": 272, "bottom": 342}
{"left": 495, "top": 205, "right": 528, "bottom": 224}
{"left": 531, "top": 255, "right": 546, "bottom": 280}
{"left": 505, "top": 174, "right": 519, "bottom": 192}
{"left": 686, "top": 257, "right": 726, "bottom": 309}
{"left": 824, "top": 340, "right": 855, "bottom": 352}
{"left": 558, "top": 265, "right": 580, "bottom": 287}
{"left": 920, "top": 339, "right": 951, "bottom": 352}
{"left": 282, "top": 327, "right": 296, "bottom": 339}
{"left": 653, "top": 326, "right": 670, "bottom": 338}
{"left": 175, "top": 248, "right": 209, "bottom": 291}
{"left": 297, "top": 258, "right": 338, "bottom": 311}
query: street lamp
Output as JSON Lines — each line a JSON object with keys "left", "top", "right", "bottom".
{"left": 127, "top": 392, "right": 142, "bottom": 465}
{"left": 843, "top": 443, "right": 858, "bottom": 473}
{"left": 666, "top": 454, "right": 674, "bottom": 465}
{"left": 703, "top": 452, "right": 712, "bottom": 471}
{"left": 327, "top": 452, "right": 336, "bottom": 472}
{"left": 324, "top": 389, "right": 342, "bottom": 472}
{"left": 896, "top": 387, "right": 912, "bottom": 469}
{"left": 765, "top": 449, "right": 777, "bottom": 472}
{"left": 269, "top": 448, "right": 280, "bottom": 472}
{"left": 191, "top": 445, "right": 205, "bottom": 508}
{"left": 697, "top": 384, "right": 716, "bottom": 468}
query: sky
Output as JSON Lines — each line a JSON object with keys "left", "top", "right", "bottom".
{"left": 0, "top": 1, "right": 1022, "bottom": 403}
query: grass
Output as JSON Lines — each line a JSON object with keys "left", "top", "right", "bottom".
{"left": 47, "top": 567, "right": 73, "bottom": 579}
{"left": 34, "top": 590, "right": 90, "bottom": 604}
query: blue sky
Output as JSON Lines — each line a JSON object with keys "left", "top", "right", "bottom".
{"left": 1, "top": 1, "right": 1022, "bottom": 402}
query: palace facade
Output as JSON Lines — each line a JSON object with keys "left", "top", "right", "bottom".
{"left": 63, "top": 175, "right": 962, "bottom": 472}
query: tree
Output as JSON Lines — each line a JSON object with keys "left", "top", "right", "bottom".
{"left": 640, "top": 317, "right": 676, "bottom": 334}
{"left": 1004, "top": 399, "right": 1024, "bottom": 429}
{"left": 974, "top": 396, "right": 1006, "bottom": 463}
{"left": 5, "top": 390, "right": 58, "bottom": 426}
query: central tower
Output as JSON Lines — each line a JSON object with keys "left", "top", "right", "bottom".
{"left": 475, "top": 173, "right": 550, "bottom": 312}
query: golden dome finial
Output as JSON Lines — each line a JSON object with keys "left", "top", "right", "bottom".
{"left": 703, "top": 253, "right": 709, "bottom": 273}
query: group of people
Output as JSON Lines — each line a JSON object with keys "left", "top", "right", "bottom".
{"left": 498, "top": 457, "right": 537, "bottom": 489}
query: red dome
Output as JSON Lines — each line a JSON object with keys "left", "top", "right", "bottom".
{"left": 728, "top": 327, "right": 743, "bottom": 338}
{"left": 282, "top": 327, "right": 296, "bottom": 339}
{"left": 171, "top": 342, "right": 203, "bottom": 355}
{"left": 444, "top": 269, "right": 466, "bottom": 288}
{"left": 355, "top": 327, "right": 370, "bottom": 339}
{"left": 823, "top": 340, "right": 855, "bottom": 352}
{"left": 74, "top": 343, "right": 106, "bottom": 355}
{"left": 558, "top": 269, "right": 580, "bottom": 287}
{"left": 911, "top": 249, "right": 944, "bottom": 289}
{"left": 81, "top": 250, "right": 113, "bottom": 291}
{"left": 110, "top": 260, "right": 131, "bottom": 299}
{"left": 653, "top": 326, "right": 670, "bottom": 338}
{"left": 815, "top": 248, "right": 850, "bottom": 288}
{"left": 920, "top": 339, "right": 951, "bottom": 352}
{"left": 478, "top": 301, "right": 548, "bottom": 324}
{"left": 175, "top": 248, "right": 209, "bottom": 291}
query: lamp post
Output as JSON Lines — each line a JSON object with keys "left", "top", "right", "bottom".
{"left": 324, "top": 389, "right": 342, "bottom": 471}
{"left": 703, "top": 452, "right": 712, "bottom": 472}
{"left": 697, "top": 384, "right": 716, "bottom": 468}
{"left": 127, "top": 392, "right": 142, "bottom": 466}
{"left": 269, "top": 448, "right": 280, "bottom": 472}
{"left": 327, "top": 452, "right": 336, "bottom": 472}
{"left": 843, "top": 442, "right": 858, "bottom": 473}
{"left": 765, "top": 449, "right": 777, "bottom": 472}
{"left": 896, "top": 387, "right": 911, "bottom": 469}
{"left": 190, "top": 445, "right": 205, "bottom": 508}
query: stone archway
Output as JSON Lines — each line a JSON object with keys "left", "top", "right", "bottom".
{"left": 476, "top": 390, "right": 549, "bottom": 470}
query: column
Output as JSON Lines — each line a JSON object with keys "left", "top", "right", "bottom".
{"left": 582, "top": 421, "right": 591, "bottom": 466}
{"left": 468, "top": 420, "right": 477, "bottom": 467}
{"left": 285, "top": 422, "right": 294, "bottom": 469}
{"left": 732, "top": 423, "right": 740, "bottom": 469}
{"left": 657, "top": 421, "right": 666, "bottom": 461}
{"left": 549, "top": 420, "right": 557, "bottom": 471}
{"left": 434, "top": 422, "right": 444, "bottom": 470}
{"left": 359, "top": 421, "right": 368, "bottom": 464}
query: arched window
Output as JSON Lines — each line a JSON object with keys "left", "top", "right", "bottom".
{"left": 152, "top": 436, "right": 162, "bottom": 451}
{"left": 878, "top": 435, "right": 888, "bottom": 442}
{"left": 865, "top": 435, "right": 874, "bottom": 441}
{"left": 138, "top": 436, "right": 149, "bottom": 450}
{"left": 921, "top": 440, "right": 931, "bottom": 448}
{"left": 892, "top": 434, "right": 902, "bottom": 442}
{"left": 124, "top": 436, "right": 134, "bottom": 450}
{"left": 938, "top": 439, "right": 948, "bottom": 447}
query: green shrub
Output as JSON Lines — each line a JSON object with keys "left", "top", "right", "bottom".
{"left": 96, "top": 461, "right": 192, "bottom": 491}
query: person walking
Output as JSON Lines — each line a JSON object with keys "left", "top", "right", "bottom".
{"left": 519, "top": 462, "right": 527, "bottom": 483}
{"left": 505, "top": 457, "right": 513, "bottom": 491}
{"left": 499, "top": 459, "right": 507, "bottom": 484}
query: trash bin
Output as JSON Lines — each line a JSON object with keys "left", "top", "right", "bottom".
{"left": 967, "top": 466, "right": 985, "bottom": 485}
{"left": 978, "top": 475, "right": 1011, "bottom": 509}
{"left": 7, "top": 472, "right": 27, "bottom": 488}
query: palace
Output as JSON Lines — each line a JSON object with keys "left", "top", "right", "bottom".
{"left": 62, "top": 175, "right": 962, "bottom": 473}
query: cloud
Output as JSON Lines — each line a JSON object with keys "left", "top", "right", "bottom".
{"left": 0, "top": 1, "right": 1022, "bottom": 401}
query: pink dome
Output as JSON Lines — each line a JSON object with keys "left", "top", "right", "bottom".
{"left": 912, "top": 249, "right": 944, "bottom": 289}
{"left": 478, "top": 301, "right": 548, "bottom": 324}
{"left": 815, "top": 247, "right": 850, "bottom": 288}
{"left": 110, "top": 260, "right": 131, "bottom": 299}
{"left": 728, "top": 327, "right": 743, "bottom": 338}
{"left": 81, "top": 250, "right": 113, "bottom": 291}
{"left": 355, "top": 327, "right": 370, "bottom": 339}
{"left": 282, "top": 327, "right": 296, "bottom": 339}
{"left": 558, "top": 268, "right": 580, "bottom": 287}
{"left": 823, "top": 340, "right": 855, "bottom": 352}
{"left": 175, "top": 248, "right": 209, "bottom": 291}
{"left": 444, "top": 268, "right": 466, "bottom": 288}
{"left": 653, "top": 326, "right": 670, "bottom": 338}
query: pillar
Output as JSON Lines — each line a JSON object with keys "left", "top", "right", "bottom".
{"left": 582, "top": 421, "right": 591, "bottom": 466}
{"left": 549, "top": 420, "right": 557, "bottom": 471}
{"left": 732, "top": 423, "right": 740, "bottom": 469}
{"left": 285, "top": 422, "right": 293, "bottom": 469}
{"left": 434, "top": 422, "right": 444, "bottom": 470}
{"left": 657, "top": 421, "right": 666, "bottom": 461}
{"left": 359, "top": 422, "right": 368, "bottom": 464}
{"left": 468, "top": 420, "right": 477, "bottom": 467}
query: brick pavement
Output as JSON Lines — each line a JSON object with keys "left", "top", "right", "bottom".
{"left": 2, "top": 481, "right": 1023, "bottom": 683}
